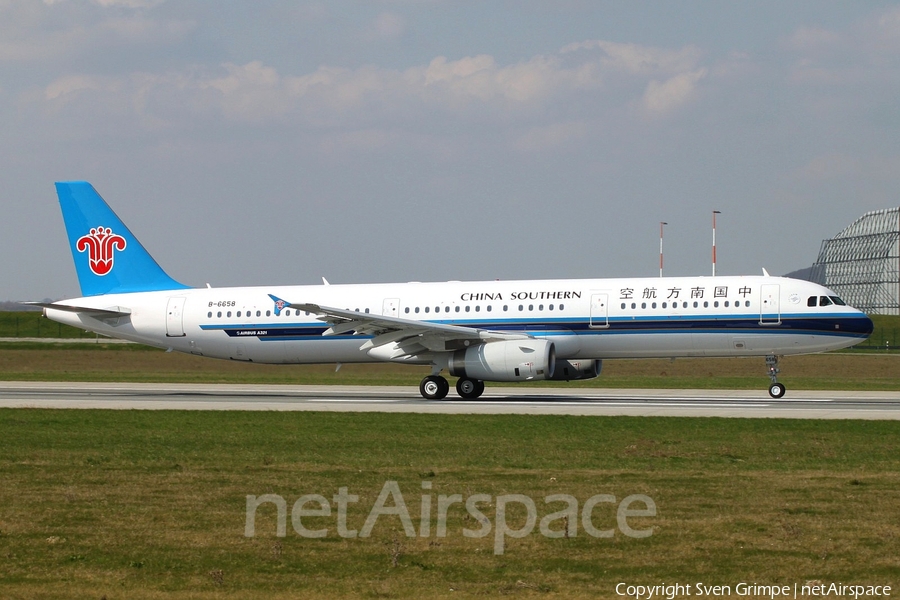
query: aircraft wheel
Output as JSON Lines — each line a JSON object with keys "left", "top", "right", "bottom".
{"left": 768, "top": 382, "right": 786, "bottom": 398}
{"left": 456, "top": 377, "right": 485, "bottom": 399}
{"left": 420, "top": 375, "right": 449, "bottom": 400}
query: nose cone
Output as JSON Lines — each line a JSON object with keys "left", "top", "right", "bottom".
{"left": 852, "top": 312, "right": 874, "bottom": 337}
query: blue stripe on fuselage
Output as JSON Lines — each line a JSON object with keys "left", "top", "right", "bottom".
{"left": 198, "top": 313, "right": 872, "bottom": 341}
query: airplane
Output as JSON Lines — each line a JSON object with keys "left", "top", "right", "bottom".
{"left": 28, "top": 181, "right": 874, "bottom": 400}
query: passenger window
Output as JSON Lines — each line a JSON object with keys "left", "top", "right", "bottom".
{"left": 475, "top": 306, "right": 480, "bottom": 312}
{"left": 445, "top": 306, "right": 450, "bottom": 313}
{"left": 519, "top": 305, "right": 524, "bottom": 311}
{"left": 819, "top": 296, "right": 832, "bottom": 306}
{"left": 539, "top": 304, "right": 544, "bottom": 311}
{"left": 529, "top": 304, "right": 534, "bottom": 311}
{"left": 652, "top": 302, "right": 657, "bottom": 309}
{"left": 641, "top": 302, "right": 646, "bottom": 309}
{"left": 631, "top": 303, "right": 636, "bottom": 309}
{"left": 487, "top": 305, "right": 492, "bottom": 312}
{"left": 405, "top": 307, "right": 410, "bottom": 314}
{"left": 724, "top": 301, "right": 729, "bottom": 308}
{"left": 703, "top": 301, "right": 708, "bottom": 308}
{"left": 503, "top": 305, "right": 508, "bottom": 311}
{"left": 227, "top": 311, "right": 232, "bottom": 317}
{"left": 549, "top": 304, "right": 554, "bottom": 311}
{"left": 266, "top": 310, "right": 271, "bottom": 317}
{"left": 662, "top": 302, "right": 667, "bottom": 308}
{"left": 466, "top": 306, "right": 471, "bottom": 312}
{"left": 693, "top": 302, "right": 698, "bottom": 308}
{"left": 425, "top": 307, "right": 430, "bottom": 313}
{"left": 559, "top": 304, "right": 564, "bottom": 310}
{"left": 415, "top": 307, "right": 420, "bottom": 313}
{"left": 207, "top": 312, "right": 212, "bottom": 318}
{"left": 455, "top": 306, "right": 460, "bottom": 312}
{"left": 621, "top": 303, "right": 626, "bottom": 309}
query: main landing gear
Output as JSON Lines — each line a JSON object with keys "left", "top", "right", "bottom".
{"left": 418, "top": 375, "right": 484, "bottom": 400}
{"left": 766, "top": 354, "right": 786, "bottom": 398}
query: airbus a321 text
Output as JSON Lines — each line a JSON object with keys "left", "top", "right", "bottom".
{"left": 29, "top": 182, "right": 874, "bottom": 400}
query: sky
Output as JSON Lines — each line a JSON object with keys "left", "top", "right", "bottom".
{"left": 3, "top": 1, "right": 900, "bottom": 301}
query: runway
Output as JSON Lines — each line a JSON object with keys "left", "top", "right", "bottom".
{"left": 1, "top": 382, "right": 899, "bottom": 419}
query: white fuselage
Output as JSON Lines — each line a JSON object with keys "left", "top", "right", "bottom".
{"left": 44, "top": 275, "right": 873, "bottom": 365}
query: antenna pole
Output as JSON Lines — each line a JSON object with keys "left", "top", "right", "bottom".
{"left": 659, "top": 221, "right": 667, "bottom": 277}
{"left": 712, "top": 210, "right": 721, "bottom": 276}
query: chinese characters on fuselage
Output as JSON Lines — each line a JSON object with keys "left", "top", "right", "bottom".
{"left": 619, "top": 286, "right": 752, "bottom": 300}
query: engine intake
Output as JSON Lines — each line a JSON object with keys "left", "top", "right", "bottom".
{"left": 448, "top": 339, "right": 556, "bottom": 382}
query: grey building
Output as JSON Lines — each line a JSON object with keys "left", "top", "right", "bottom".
{"left": 809, "top": 207, "right": 899, "bottom": 315}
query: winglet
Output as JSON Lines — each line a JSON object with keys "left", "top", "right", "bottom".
{"left": 267, "top": 294, "right": 291, "bottom": 316}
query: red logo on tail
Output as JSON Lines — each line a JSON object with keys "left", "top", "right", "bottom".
{"left": 76, "top": 226, "right": 127, "bottom": 276}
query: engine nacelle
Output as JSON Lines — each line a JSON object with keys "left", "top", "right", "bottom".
{"left": 448, "top": 339, "right": 556, "bottom": 382}
{"left": 548, "top": 359, "right": 602, "bottom": 381}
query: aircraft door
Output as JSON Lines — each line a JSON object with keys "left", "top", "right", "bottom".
{"left": 166, "top": 296, "right": 187, "bottom": 337}
{"left": 382, "top": 298, "right": 400, "bottom": 318}
{"left": 760, "top": 284, "right": 781, "bottom": 325}
{"left": 589, "top": 293, "right": 609, "bottom": 329}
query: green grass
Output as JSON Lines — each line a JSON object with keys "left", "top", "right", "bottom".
{"left": 0, "top": 411, "right": 898, "bottom": 598}
{"left": 0, "top": 312, "right": 96, "bottom": 339}
{"left": 855, "top": 314, "right": 900, "bottom": 350}
{"left": 2, "top": 344, "right": 899, "bottom": 390}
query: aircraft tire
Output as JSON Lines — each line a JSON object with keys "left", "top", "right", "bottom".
{"left": 420, "top": 375, "right": 449, "bottom": 400}
{"left": 456, "top": 377, "right": 485, "bottom": 399}
{"left": 768, "top": 382, "right": 786, "bottom": 398}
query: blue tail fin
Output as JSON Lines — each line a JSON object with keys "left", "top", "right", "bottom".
{"left": 56, "top": 181, "right": 190, "bottom": 296}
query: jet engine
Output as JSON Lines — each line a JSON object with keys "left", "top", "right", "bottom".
{"left": 447, "top": 339, "right": 555, "bottom": 382}
{"left": 548, "top": 359, "right": 602, "bottom": 381}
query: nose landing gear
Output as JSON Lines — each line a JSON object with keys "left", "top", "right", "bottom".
{"left": 766, "top": 355, "right": 785, "bottom": 398}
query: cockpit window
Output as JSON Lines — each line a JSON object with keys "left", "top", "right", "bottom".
{"left": 819, "top": 296, "right": 833, "bottom": 306}
{"left": 830, "top": 296, "right": 846, "bottom": 306}
{"left": 807, "top": 296, "right": 817, "bottom": 307}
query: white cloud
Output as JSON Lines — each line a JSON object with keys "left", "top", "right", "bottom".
{"left": 371, "top": 12, "right": 406, "bottom": 39}
{"left": 0, "top": 1, "right": 192, "bottom": 63}
{"left": 561, "top": 40, "right": 702, "bottom": 75}
{"left": 202, "top": 61, "right": 294, "bottom": 121}
{"left": 642, "top": 68, "right": 707, "bottom": 116}
{"left": 44, "top": 74, "right": 118, "bottom": 99}
{"left": 33, "top": 37, "right": 712, "bottom": 146}
{"left": 786, "top": 6, "right": 900, "bottom": 86}
{"left": 92, "top": 0, "right": 167, "bottom": 6}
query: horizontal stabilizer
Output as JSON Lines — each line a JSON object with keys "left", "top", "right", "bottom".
{"left": 21, "top": 301, "right": 132, "bottom": 319}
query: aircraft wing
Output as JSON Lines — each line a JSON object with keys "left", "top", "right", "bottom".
{"left": 281, "top": 297, "right": 529, "bottom": 356}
